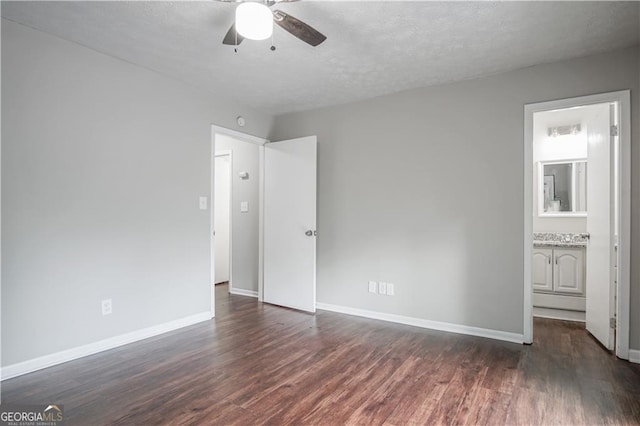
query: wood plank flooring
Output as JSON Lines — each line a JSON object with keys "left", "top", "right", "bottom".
{"left": 2, "top": 284, "right": 640, "bottom": 425}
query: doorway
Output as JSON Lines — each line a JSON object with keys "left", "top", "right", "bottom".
{"left": 523, "top": 91, "right": 631, "bottom": 359}
{"left": 210, "top": 127, "right": 267, "bottom": 317}
{"left": 210, "top": 126, "right": 319, "bottom": 317}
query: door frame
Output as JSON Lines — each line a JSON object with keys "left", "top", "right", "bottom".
{"left": 210, "top": 125, "right": 269, "bottom": 318}
{"left": 214, "top": 150, "right": 233, "bottom": 291}
{"left": 523, "top": 90, "right": 631, "bottom": 359}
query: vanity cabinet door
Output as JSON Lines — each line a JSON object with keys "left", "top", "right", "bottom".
{"left": 553, "top": 248, "right": 585, "bottom": 295}
{"left": 533, "top": 248, "right": 553, "bottom": 292}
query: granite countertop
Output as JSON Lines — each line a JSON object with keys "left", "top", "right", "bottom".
{"left": 533, "top": 232, "right": 590, "bottom": 248}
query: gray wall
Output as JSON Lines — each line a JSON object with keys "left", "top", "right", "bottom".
{"left": 215, "top": 134, "right": 260, "bottom": 294}
{"left": 270, "top": 47, "right": 640, "bottom": 346}
{"left": 1, "top": 20, "right": 273, "bottom": 366}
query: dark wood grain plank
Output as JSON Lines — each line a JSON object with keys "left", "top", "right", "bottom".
{"left": 2, "top": 287, "right": 640, "bottom": 425}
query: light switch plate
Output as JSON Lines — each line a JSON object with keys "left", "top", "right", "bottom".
{"left": 368, "top": 281, "right": 377, "bottom": 294}
{"left": 240, "top": 201, "right": 249, "bottom": 213}
{"left": 199, "top": 197, "right": 208, "bottom": 210}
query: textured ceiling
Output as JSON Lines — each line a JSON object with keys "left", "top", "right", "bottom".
{"left": 2, "top": 1, "right": 639, "bottom": 115}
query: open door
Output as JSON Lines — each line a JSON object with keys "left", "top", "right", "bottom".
{"left": 585, "top": 103, "right": 615, "bottom": 350}
{"left": 263, "top": 136, "right": 317, "bottom": 312}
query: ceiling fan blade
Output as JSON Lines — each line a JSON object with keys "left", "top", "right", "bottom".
{"left": 272, "top": 10, "right": 326, "bottom": 47}
{"left": 266, "top": 0, "right": 300, "bottom": 6}
{"left": 222, "top": 23, "right": 244, "bottom": 46}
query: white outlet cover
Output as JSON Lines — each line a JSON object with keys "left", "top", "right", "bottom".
{"left": 101, "top": 299, "right": 112, "bottom": 315}
{"left": 386, "top": 283, "right": 395, "bottom": 296}
{"left": 240, "top": 201, "right": 249, "bottom": 212}
{"left": 379, "top": 282, "right": 387, "bottom": 295}
{"left": 199, "top": 196, "right": 208, "bottom": 210}
{"left": 368, "top": 281, "right": 377, "bottom": 293}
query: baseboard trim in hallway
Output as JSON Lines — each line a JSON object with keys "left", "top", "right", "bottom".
{"left": 229, "top": 288, "right": 259, "bottom": 298}
{"left": 316, "top": 302, "right": 524, "bottom": 344}
{"left": 1, "top": 311, "right": 211, "bottom": 381}
{"left": 630, "top": 349, "right": 640, "bottom": 364}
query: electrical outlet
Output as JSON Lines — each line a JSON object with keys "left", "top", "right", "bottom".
{"left": 102, "top": 299, "right": 112, "bottom": 316}
{"left": 379, "top": 282, "right": 387, "bottom": 295}
{"left": 386, "top": 283, "right": 395, "bottom": 296}
{"left": 368, "top": 281, "right": 377, "bottom": 294}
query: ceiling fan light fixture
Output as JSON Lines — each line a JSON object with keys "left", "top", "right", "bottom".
{"left": 236, "top": 2, "right": 273, "bottom": 41}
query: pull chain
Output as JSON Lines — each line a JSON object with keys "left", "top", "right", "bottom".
{"left": 270, "top": 28, "right": 276, "bottom": 51}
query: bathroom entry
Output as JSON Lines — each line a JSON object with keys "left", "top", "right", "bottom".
{"left": 532, "top": 102, "right": 615, "bottom": 345}
{"left": 525, "top": 91, "right": 631, "bottom": 358}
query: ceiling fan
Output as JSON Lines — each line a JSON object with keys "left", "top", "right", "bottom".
{"left": 218, "top": 0, "right": 326, "bottom": 48}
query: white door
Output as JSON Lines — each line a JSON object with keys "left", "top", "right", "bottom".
{"left": 532, "top": 249, "right": 553, "bottom": 292}
{"left": 264, "top": 136, "right": 317, "bottom": 312}
{"left": 214, "top": 154, "right": 231, "bottom": 284}
{"left": 585, "top": 103, "right": 615, "bottom": 350}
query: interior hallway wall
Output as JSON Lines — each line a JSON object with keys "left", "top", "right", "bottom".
{"left": 214, "top": 154, "right": 231, "bottom": 283}
{"left": 214, "top": 134, "right": 260, "bottom": 294}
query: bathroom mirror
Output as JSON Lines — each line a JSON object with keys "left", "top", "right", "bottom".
{"left": 538, "top": 160, "right": 587, "bottom": 216}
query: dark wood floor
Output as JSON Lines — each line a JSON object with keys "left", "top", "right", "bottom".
{"left": 3, "top": 284, "right": 640, "bottom": 425}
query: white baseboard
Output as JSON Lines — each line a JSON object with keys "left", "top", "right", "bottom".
{"left": 533, "top": 307, "right": 585, "bottom": 322}
{"left": 229, "top": 287, "right": 259, "bottom": 298}
{"left": 629, "top": 349, "right": 640, "bottom": 364}
{"left": 533, "top": 293, "right": 585, "bottom": 311}
{"left": 316, "top": 303, "right": 523, "bottom": 344}
{"left": 1, "top": 311, "right": 211, "bottom": 381}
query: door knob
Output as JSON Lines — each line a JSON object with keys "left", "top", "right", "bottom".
{"left": 305, "top": 230, "right": 315, "bottom": 237}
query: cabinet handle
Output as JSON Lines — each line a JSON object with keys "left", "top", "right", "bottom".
{"left": 548, "top": 257, "right": 551, "bottom": 265}
{"left": 555, "top": 257, "right": 558, "bottom": 265}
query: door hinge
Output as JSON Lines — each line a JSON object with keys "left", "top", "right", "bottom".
{"left": 610, "top": 125, "right": 618, "bottom": 137}
{"left": 610, "top": 317, "right": 616, "bottom": 329}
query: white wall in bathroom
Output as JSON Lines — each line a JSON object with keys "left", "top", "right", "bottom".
{"left": 533, "top": 107, "right": 592, "bottom": 233}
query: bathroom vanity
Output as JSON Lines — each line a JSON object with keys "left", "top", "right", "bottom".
{"left": 532, "top": 233, "right": 589, "bottom": 321}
